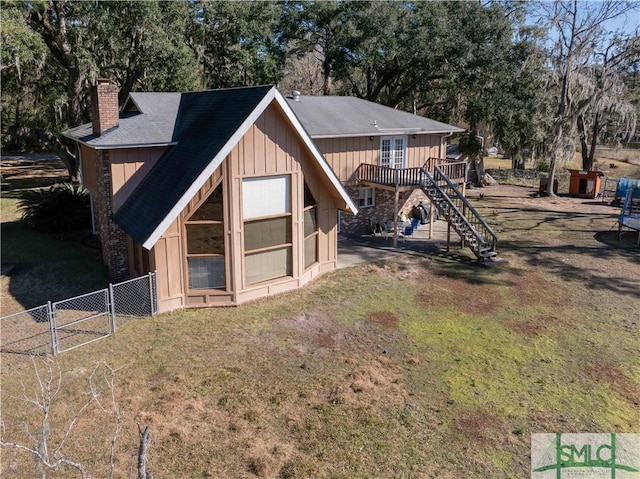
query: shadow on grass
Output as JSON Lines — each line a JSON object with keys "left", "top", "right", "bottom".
{"left": 1, "top": 220, "right": 109, "bottom": 312}
{"left": 499, "top": 235, "right": 639, "bottom": 299}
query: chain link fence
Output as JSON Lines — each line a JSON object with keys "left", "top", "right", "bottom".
{"left": 0, "top": 305, "right": 54, "bottom": 357}
{"left": 1, "top": 272, "right": 157, "bottom": 360}
{"left": 53, "top": 289, "right": 111, "bottom": 354}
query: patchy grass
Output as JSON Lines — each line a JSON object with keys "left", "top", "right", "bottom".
{"left": 1, "top": 177, "right": 639, "bottom": 478}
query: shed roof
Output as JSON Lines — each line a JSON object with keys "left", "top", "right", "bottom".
{"left": 108, "top": 86, "right": 357, "bottom": 249}
{"left": 63, "top": 92, "right": 182, "bottom": 148}
{"left": 285, "top": 95, "right": 464, "bottom": 138}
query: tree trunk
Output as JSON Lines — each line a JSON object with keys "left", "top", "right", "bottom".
{"left": 137, "top": 425, "right": 152, "bottom": 479}
{"left": 587, "top": 112, "right": 600, "bottom": 171}
{"left": 577, "top": 114, "right": 590, "bottom": 169}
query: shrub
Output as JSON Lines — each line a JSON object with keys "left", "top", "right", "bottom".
{"left": 18, "top": 183, "right": 91, "bottom": 233}
{"left": 537, "top": 160, "right": 551, "bottom": 173}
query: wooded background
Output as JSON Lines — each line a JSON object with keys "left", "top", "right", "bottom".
{"left": 1, "top": 0, "right": 639, "bottom": 180}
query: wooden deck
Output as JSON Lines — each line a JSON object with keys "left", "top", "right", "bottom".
{"left": 356, "top": 158, "right": 466, "bottom": 190}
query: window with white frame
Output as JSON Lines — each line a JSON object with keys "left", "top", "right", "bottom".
{"left": 357, "top": 187, "right": 375, "bottom": 208}
{"left": 242, "top": 175, "right": 292, "bottom": 285}
{"left": 380, "top": 136, "right": 406, "bottom": 169}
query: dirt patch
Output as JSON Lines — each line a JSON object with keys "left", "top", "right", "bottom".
{"left": 416, "top": 275, "right": 503, "bottom": 315}
{"left": 454, "top": 409, "right": 505, "bottom": 445}
{"left": 508, "top": 271, "right": 567, "bottom": 307}
{"left": 367, "top": 310, "right": 399, "bottom": 328}
{"left": 507, "top": 315, "right": 560, "bottom": 337}
{"left": 584, "top": 362, "right": 640, "bottom": 406}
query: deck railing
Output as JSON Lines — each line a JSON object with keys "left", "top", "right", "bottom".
{"left": 427, "top": 165, "right": 498, "bottom": 253}
{"left": 357, "top": 159, "right": 466, "bottom": 188}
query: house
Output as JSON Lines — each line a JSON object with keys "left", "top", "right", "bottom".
{"left": 284, "top": 93, "right": 465, "bottom": 236}
{"left": 64, "top": 81, "right": 495, "bottom": 312}
{"left": 64, "top": 80, "right": 357, "bottom": 312}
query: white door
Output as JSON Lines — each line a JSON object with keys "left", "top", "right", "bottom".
{"left": 380, "top": 136, "right": 406, "bottom": 169}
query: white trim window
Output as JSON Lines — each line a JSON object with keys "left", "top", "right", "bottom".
{"left": 380, "top": 136, "right": 406, "bottom": 169}
{"left": 357, "top": 187, "right": 375, "bottom": 208}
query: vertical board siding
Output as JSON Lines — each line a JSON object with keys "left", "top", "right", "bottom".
{"left": 110, "top": 147, "right": 166, "bottom": 211}
{"left": 80, "top": 145, "right": 98, "bottom": 195}
{"left": 314, "top": 134, "right": 444, "bottom": 183}
{"left": 154, "top": 217, "right": 184, "bottom": 312}
{"left": 182, "top": 102, "right": 341, "bottom": 306}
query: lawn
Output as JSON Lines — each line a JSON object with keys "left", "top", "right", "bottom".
{"left": 1, "top": 161, "right": 639, "bottom": 478}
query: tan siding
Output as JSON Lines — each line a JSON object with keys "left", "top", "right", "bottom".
{"left": 110, "top": 147, "right": 166, "bottom": 211}
{"left": 79, "top": 145, "right": 98, "bottom": 195}
{"left": 314, "top": 134, "right": 445, "bottom": 182}
{"left": 153, "top": 220, "right": 184, "bottom": 314}
{"left": 152, "top": 218, "right": 184, "bottom": 312}
{"left": 163, "top": 102, "right": 345, "bottom": 308}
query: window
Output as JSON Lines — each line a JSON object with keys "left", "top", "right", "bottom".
{"left": 243, "top": 175, "right": 292, "bottom": 284}
{"left": 380, "top": 136, "right": 406, "bottom": 169}
{"left": 357, "top": 187, "right": 375, "bottom": 208}
{"left": 185, "top": 182, "right": 225, "bottom": 290}
{"left": 303, "top": 181, "right": 318, "bottom": 269}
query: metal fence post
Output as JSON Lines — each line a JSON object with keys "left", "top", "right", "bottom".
{"left": 109, "top": 283, "right": 116, "bottom": 334}
{"left": 47, "top": 301, "right": 57, "bottom": 356}
{"left": 149, "top": 272, "right": 156, "bottom": 315}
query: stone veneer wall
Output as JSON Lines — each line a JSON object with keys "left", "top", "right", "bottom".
{"left": 339, "top": 186, "right": 433, "bottom": 236}
{"left": 94, "top": 150, "right": 129, "bottom": 279}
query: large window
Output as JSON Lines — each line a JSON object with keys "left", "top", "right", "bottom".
{"left": 185, "top": 182, "right": 225, "bottom": 290}
{"left": 243, "top": 175, "right": 292, "bottom": 284}
{"left": 380, "top": 136, "right": 406, "bottom": 169}
{"left": 303, "top": 181, "right": 318, "bottom": 269}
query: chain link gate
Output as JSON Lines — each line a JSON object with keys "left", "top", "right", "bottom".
{"left": 1, "top": 272, "right": 158, "bottom": 358}
{"left": 52, "top": 289, "right": 111, "bottom": 354}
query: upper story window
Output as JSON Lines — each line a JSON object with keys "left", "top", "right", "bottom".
{"left": 380, "top": 136, "right": 406, "bottom": 169}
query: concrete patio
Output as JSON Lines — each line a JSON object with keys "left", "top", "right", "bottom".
{"left": 337, "top": 219, "right": 455, "bottom": 268}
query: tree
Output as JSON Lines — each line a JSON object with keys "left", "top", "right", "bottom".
{"left": 279, "top": 0, "right": 352, "bottom": 95}
{"left": 535, "top": 0, "right": 639, "bottom": 194}
{"left": 0, "top": 2, "right": 66, "bottom": 154}
{"left": 14, "top": 1, "right": 199, "bottom": 178}
{"left": 0, "top": 358, "right": 123, "bottom": 479}
{"left": 575, "top": 35, "right": 639, "bottom": 170}
{"left": 189, "top": 1, "right": 284, "bottom": 89}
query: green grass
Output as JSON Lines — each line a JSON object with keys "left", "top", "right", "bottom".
{"left": 1, "top": 180, "right": 639, "bottom": 478}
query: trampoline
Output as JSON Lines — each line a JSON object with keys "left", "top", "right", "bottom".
{"left": 618, "top": 186, "right": 640, "bottom": 245}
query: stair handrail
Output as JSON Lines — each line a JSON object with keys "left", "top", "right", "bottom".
{"left": 420, "top": 165, "right": 498, "bottom": 253}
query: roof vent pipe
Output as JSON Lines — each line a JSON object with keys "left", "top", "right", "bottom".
{"left": 292, "top": 90, "right": 301, "bottom": 102}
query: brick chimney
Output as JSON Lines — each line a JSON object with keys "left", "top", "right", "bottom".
{"left": 91, "top": 78, "right": 119, "bottom": 136}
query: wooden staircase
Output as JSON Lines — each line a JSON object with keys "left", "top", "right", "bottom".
{"left": 420, "top": 165, "right": 498, "bottom": 261}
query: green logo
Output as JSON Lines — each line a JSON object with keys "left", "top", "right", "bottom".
{"left": 532, "top": 433, "right": 640, "bottom": 478}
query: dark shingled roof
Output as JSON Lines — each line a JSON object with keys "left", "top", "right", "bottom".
{"left": 63, "top": 92, "right": 182, "bottom": 148}
{"left": 285, "top": 95, "right": 464, "bottom": 138}
{"left": 112, "top": 85, "right": 273, "bottom": 245}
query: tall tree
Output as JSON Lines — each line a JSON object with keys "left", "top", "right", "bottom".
{"left": 536, "top": 0, "right": 639, "bottom": 194}
{"left": 279, "top": 0, "right": 351, "bottom": 95}
{"left": 189, "top": 1, "right": 284, "bottom": 89}
{"left": 18, "top": 0, "right": 199, "bottom": 178}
